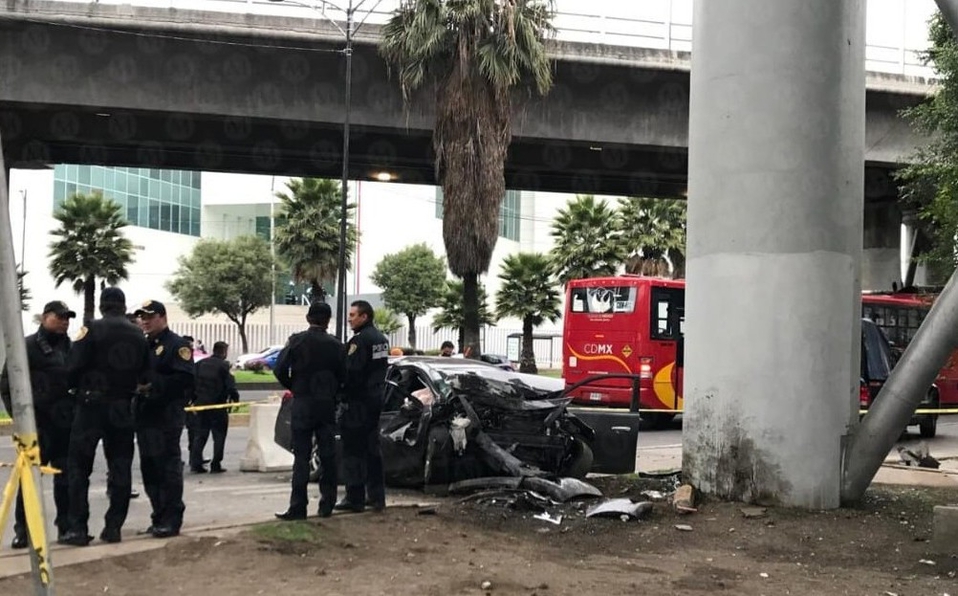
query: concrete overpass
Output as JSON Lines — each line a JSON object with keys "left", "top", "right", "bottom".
{"left": 0, "top": 0, "right": 936, "bottom": 199}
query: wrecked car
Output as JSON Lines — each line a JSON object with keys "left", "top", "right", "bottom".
{"left": 274, "top": 357, "right": 601, "bottom": 489}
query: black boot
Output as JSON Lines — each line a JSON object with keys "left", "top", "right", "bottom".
{"left": 11, "top": 530, "right": 27, "bottom": 549}
{"left": 274, "top": 509, "right": 307, "bottom": 521}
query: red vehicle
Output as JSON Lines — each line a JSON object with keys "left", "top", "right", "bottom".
{"left": 563, "top": 277, "right": 958, "bottom": 424}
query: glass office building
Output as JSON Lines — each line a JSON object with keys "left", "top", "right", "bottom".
{"left": 434, "top": 188, "right": 522, "bottom": 242}
{"left": 53, "top": 165, "right": 202, "bottom": 237}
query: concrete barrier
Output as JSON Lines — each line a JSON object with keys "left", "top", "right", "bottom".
{"left": 239, "top": 398, "right": 293, "bottom": 473}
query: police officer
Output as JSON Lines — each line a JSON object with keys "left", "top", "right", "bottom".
{"left": 189, "top": 341, "right": 239, "bottom": 474}
{"left": 274, "top": 302, "right": 345, "bottom": 520}
{"left": 61, "top": 288, "right": 150, "bottom": 546}
{"left": 133, "top": 299, "right": 194, "bottom": 538}
{"left": 0, "top": 301, "right": 76, "bottom": 548}
{"left": 337, "top": 300, "right": 390, "bottom": 513}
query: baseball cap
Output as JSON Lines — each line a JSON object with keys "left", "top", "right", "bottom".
{"left": 100, "top": 287, "right": 126, "bottom": 306}
{"left": 134, "top": 299, "right": 167, "bottom": 317}
{"left": 307, "top": 301, "right": 332, "bottom": 321}
{"left": 42, "top": 301, "right": 76, "bottom": 318}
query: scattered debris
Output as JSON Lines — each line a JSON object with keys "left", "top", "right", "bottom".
{"left": 450, "top": 476, "right": 602, "bottom": 504}
{"left": 480, "top": 580, "right": 493, "bottom": 590}
{"left": 533, "top": 512, "right": 563, "bottom": 525}
{"left": 741, "top": 507, "right": 767, "bottom": 519}
{"left": 674, "top": 524, "right": 693, "bottom": 532}
{"left": 918, "top": 558, "right": 936, "bottom": 566}
{"left": 672, "top": 484, "right": 697, "bottom": 514}
{"left": 641, "top": 490, "right": 665, "bottom": 501}
{"left": 898, "top": 444, "right": 941, "bottom": 469}
{"left": 585, "top": 499, "right": 654, "bottom": 520}
{"left": 449, "top": 415, "right": 471, "bottom": 454}
{"left": 759, "top": 572, "right": 769, "bottom": 578}
{"left": 417, "top": 506, "right": 437, "bottom": 516}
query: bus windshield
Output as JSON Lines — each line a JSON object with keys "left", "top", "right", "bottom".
{"left": 569, "top": 286, "right": 638, "bottom": 314}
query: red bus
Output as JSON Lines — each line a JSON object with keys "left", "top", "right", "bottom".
{"left": 562, "top": 276, "right": 957, "bottom": 423}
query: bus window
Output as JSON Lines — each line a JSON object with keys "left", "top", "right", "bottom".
{"left": 569, "top": 286, "right": 637, "bottom": 314}
{"left": 650, "top": 287, "right": 685, "bottom": 340}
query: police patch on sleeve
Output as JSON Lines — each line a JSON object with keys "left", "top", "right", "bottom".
{"left": 178, "top": 346, "right": 192, "bottom": 361}
{"left": 348, "top": 343, "right": 358, "bottom": 356}
{"left": 155, "top": 345, "right": 164, "bottom": 356}
{"left": 74, "top": 326, "right": 88, "bottom": 341}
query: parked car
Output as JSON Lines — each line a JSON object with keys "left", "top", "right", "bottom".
{"left": 274, "top": 357, "right": 609, "bottom": 488}
{"left": 235, "top": 345, "right": 285, "bottom": 370}
{"left": 859, "top": 317, "right": 938, "bottom": 437}
{"left": 478, "top": 353, "right": 516, "bottom": 371}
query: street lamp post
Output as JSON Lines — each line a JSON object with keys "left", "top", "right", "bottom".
{"left": 268, "top": 0, "right": 380, "bottom": 340}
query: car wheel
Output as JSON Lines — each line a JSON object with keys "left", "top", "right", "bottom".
{"left": 561, "top": 437, "right": 594, "bottom": 479}
{"left": 919, "top": 392, "right": 939, "bottom": 439}
{"left": 644, "top": 413, "right": 675, "bottom": 430}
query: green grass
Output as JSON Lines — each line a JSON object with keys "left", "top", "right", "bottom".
{"left": 539, "top": 369, "right": 563, "bottom": 379}
{"left": 0, "top": 411, "right": 9, "bottom": 422}
{"left": 249, "top": 520, "right": 326, "bottom": 544}
{"left": 233, "top": 369, "right": 278, "bottom": 384}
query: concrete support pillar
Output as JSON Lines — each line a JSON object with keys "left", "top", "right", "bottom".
{"left": 862, "top": 201, "right": 901, "bottom": 291}
{"left": 684, "top": 0, "right": 865, "bottom": 508}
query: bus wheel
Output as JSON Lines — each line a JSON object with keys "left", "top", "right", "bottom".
{"left": 561, "top": 438, "right": 594, "bottom": 479}
{"left": 645, "top": 413, "right": 675, "bottom": 430}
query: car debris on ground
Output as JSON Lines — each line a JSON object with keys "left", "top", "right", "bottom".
{"left": 897, "top": 443, "right": 941, "bottom": 469}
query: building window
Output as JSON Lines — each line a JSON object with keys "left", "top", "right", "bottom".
{"left": 434, "top": 187, "right": 521, "bottom": 241}
{"left": 255, "top": 216, "right": 273, "bottom": 241}
{"left": 53, "top": 164, "right": 202, "bottom": 237}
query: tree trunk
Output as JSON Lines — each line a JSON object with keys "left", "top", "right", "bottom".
{"left": 519, "top": 317, "right": 537, "bottom": 374}
{"left": 462, "top": 273, "right": 482, "bottom": 358}
{"left": 310, "top": 278, "right": 326, "bottom": 303}
{"left": 457, "top": 327, "right": 465, "bottom": 354}
{"left": 237, "top": 315, "right": 250, "bottom": 353}
{"left": 407, "top": 314, "right": 417, "bottom": 350}
{"left": 83, "top": 276, "right": 96, "bottom": 323}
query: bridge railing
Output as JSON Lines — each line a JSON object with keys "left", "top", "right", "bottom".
{"left": 29, "top": 0, "right": 940, "bottom": 79}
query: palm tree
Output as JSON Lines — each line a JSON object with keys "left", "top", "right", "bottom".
{"left": 273, "top": 178, "right": 357, "bottom": 302}
{"left": 380, "top": 0, "right": 556, "bottom": 358}
{"left": 617, "top": 197, "right": 687, "bottom": 278}
{"left": 17, "top": 268, "right": 29, "bottom": 311}
{"left": 495, "top": 253, "right": 561, "bottom": 374}
{"left": 48, "top": 192, "right": 136, "bottom": 322}
{"left": 432, "top": 279, "right": 494, "bottom": 354}
{"left": 550, "top": 195, "right": 626, "bottom": 285}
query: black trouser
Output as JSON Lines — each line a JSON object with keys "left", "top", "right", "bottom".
{"left": 340, "top": 395, "right": 384, "bottom": 507}
{"left": 14, "top": 402, "right": 73, "bottom": 538}
{"left": 137, "top": 402, "right": 186, "bottom": 531}
{"left": 67, "top": 400, "right": 135, "bottom": 535}
{"left": 289, "top": 420, "right": 337, "bottom": 515}
{"left": 185, "top": 412, "right": 199, "bottom": 462}
{"left": 189, "top": 410, "right": 228, "bottom": 469}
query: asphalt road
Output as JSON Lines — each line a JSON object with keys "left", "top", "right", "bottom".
{"left": 2, "top": 414, "right": 956, "bottom": 550}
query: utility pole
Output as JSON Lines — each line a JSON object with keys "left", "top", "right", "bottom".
{"left": 269, "top": 175, "right": 276, "bottom": 345}
{"left": 335, "top": 2, "right": 354, "bottom": 341}
{"left": 0, "top": 144, "right": 56, "bottom": 594}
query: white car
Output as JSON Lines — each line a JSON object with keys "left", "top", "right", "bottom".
{"left": 234, "top": 345, "right": 285, "bottom": 369}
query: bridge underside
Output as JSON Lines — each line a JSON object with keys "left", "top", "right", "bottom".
{"left": 1, "top": 102, "right": 898, "bottom": 200}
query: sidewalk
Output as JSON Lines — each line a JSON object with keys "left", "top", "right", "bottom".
{"left": 634, "top": 442, "right": 958, "bottom": 487}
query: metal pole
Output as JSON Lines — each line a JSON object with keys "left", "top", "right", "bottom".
{"left": 842, "top": 271, "right": 958, "bottom": 501}
{"left": 269, "top": 175, "right": 276, "bottom": 345}
{"left": 843, "top": 0, "right": 958, "bottom": 502}
{"left": 20, "top": 189, "right": 26, "bottom": 274}
{"left": 1, "top": 146, "right": 55, "bottom": 595}
{"left": 335, "top": 1, "right": 353, "bottom": 341}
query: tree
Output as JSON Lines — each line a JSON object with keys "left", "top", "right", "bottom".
{"left": 550, "top": 195, "right": 626, "bottom": 285}
{"left": 495, "top": 253, "right": 561, "bottom": 374}
{"left": 167, "top": 236, "right": 274, "bottom": 353}
{"left": 617, "top": 197, "right": 687, "bottom": 278}
{"left": 376, "top": 307, "right": 404, "bottom": 336}
{"left": 370, "top": 243, "right": 446, "bottom": 349}
{"left": 898, "top": 13, "right": 958, "bottom": 279}
{"left": 432, "top": 279, "right": 495, "bottom": 353}
{"left": 17, "top": 268, "right": 29, "bottom": 312}
{"left": 380, "top": 0, "right": 555, "bottom": 358}
{"left": 273, "top": 178, "right": 358, "bottom": 302}
{"left": 48, "top": 191, "right": 136, "bottom": 322}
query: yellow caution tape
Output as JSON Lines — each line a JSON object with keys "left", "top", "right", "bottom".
{"left": 185, "top": 400, "right": 270, "bottom": 413}
{"left": 0, "top": 433, "right": 53, "bottom": 585}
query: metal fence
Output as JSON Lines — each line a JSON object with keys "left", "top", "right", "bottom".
{"left": 31, "top": 0, "right": 939, "bottom": 79}
{"left": 172, "top": 320, "right": 564, "bottom": 368}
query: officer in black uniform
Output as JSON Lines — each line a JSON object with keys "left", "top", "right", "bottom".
{"left": 189, "top": 341, "right": 239, "bottom": 474}
{"left": 61, "top": 288, "right": 150, "bottom": 546}
{"left": 337, "top": 300, "right": 390, "bottom": 513}
{"left": 133, "top": 299, "right": 194, "bottom": 539}
{"left": 274, "top": 302, "right": 345, "bottom": 520}
{"left": 0, "top": 301, "right": 76, "bottom": 548}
